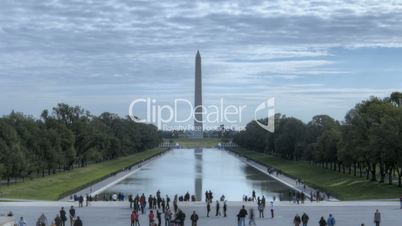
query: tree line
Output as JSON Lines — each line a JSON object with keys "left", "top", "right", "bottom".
{"left": 233, "top": 92, "right": 402, "bottom": 187}
{"left": 0, "top": 103, "right": 162, "bottom": 184}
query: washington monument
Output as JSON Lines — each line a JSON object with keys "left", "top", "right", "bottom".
{"left": 194, "top": 50, "right": 203, "bottom": 138}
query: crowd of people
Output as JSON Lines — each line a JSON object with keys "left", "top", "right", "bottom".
{"left": 9, "top": 188, "right": 400, "bottom": 226}
{"left": 14, "top": 206, "right": 83, "bottom": 226}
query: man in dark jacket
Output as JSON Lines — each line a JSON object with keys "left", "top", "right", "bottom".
{"left": 190, "top": 211, "right": 199, "bottom": 226}
{"left": 206, "top": 202, "right": 210, "bottom": 217}
{"left": 237, "top": 205, "right": 248, "bottom": 226}
{"left": 301, "top": 213, "right": 309, "bottom": 226}
{"left": 69, "top": 206, "right": 75, "bottom": 226}
{"left": 54, "top": 214, "right": 62, "bottom": 226}
{"left": 215, "top": 201, "right": 220, "bottom": 216}
{"left": 73, "top": 216, "right": 83, "bottom": 226}
{"left": 223, "top": 201, "right": 227, "bottom": 217}
{"left": 294, "top": 214, "right": 301, "bottom": 226}
{"left": 374, "top": 209, "right": 381, "bottom": 226}
{"left": 60, "top": 207, "right": 67, "bottom": 226}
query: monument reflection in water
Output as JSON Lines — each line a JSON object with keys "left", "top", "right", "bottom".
{"left": 101, "top": 149, "right": 293, "bottom": 201}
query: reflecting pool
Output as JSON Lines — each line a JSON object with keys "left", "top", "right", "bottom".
{"left": 101, "top": 149, "right": 293, "bottom": 201}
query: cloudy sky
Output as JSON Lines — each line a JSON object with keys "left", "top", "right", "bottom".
{"left": 1, "top": 0, "right": 402, "bottom": 129}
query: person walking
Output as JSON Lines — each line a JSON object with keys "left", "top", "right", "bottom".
{"left": 215, "top": 200, "right": 221, "bottom": 217}
{"left": 223, "top": 201, "right": 227, "bottom": 217}
{"left": 54, "top": 215, "right": 62, "bottom": 226}
{"left": 131, "top": 210, "right": 139, "bottom": 226}
{"left": 78, "top": 196, "right": 84, "bottom": 208}
{"left": 37, "top": 213, "right": 48, "bottom": 226}
{"left": 257, "top": 203, "right": 263, "bottom": 218}
{"left": 148, "top": 210, "right": 155, "bottom": 226}
{"left": 73, "top": 216, "right": 82, "bottom": 226}
{"left": 215, "top": 200, "right": 221, "bottom": 216}
{"left": 164, "top": 209, "right": 171, "bottom": 226}
{"left": 206, "top": 202, "right": 211, "bottom": 217}
{"left": 60, "top": 207, "right": 67, "bottom": 226}
{"left": 301, "top": 213, "right": 309, "bottom": 226}
{"left": 237, "top": 205, "right": 248, "bottom": 226}
{"left": 190, "top": 211, "right": 199, "bottom": 226}
{"left": 327, "top": 214, "right": 335, "bottom": 226}
{"left": 248, "top": 207, "right": 256, "bottom": 226}
{"left": 18, "top": 217, "right": 27, "bottom": 226}
{"left": 293, "top": 214, "right": 301, "bottom": 226}
{"left": 157, "top": 209, "right": 162, "bottom": 226}
{"left": 374, "top": 209, "right": 381, "bottom": 226}
{"left": 400, "top": 195, "right": 402, "bottom": 209}
{"left": 69, "top": 206, "right": 75, "bottom": 226}
{"left": 270, "top": 201, "right": 274, "bottom": 218}
{"left": 319, "top": 217, "right": 327, "bottom": 226}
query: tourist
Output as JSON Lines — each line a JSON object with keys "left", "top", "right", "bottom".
{"left": 18, "top": 217, "right": 27, "bottom": 226}
{"left": 37, "top": 213, "right": 48, "bottom": 226}
{"left": 400, "top": 195, "right": 402, "bottom": 209}
{"left": 374, "top": 209, "right": 381, "bottom": 226}
{"left": 223, "top": 200, "right": 227, "bottom": 217}
{"left": 166, "top": 195, "right": 170, "bottom": 209}
{"left": 85, "top": 194, "right": 89, "bottom": 207}
{"left": 190, "top": 211, "right": 199, "bottom": 226}
{"left": 60, "top": 207, "right": 67, "bottom": 226}
{"left": 270, "top": 201, "right": 274, "bottom": 218}
{"left": 206, "top": 201, "right": 211, "bottom": 217}
{"left": 149, "top": 210, "right": 155, "bottom": 226}
{"left": 252, "top": 190, "right": 256, "bottom": 201}
{"left": 319, "top": 217, "right": 327, "bottom": 226}
{"left": 327, "top": 214, "right": 336, "bottom": 226}
{"left": 78, "top": 195, "right": 84, "bottom": 207}
{"left": 248, "top": 207, "right": 256, "bottom": 226}
{"left": 301, "top": 213, "right": 309, "bottom": 226}
{"left": 73, "top": 216, "right": 82, "bottom": 226}
{"left": 215, "top": 200, "right": 221, "bottom": 216}
{"left": 258, "top": 203, "right": 264, "bottom": 218}
{"left": 69, "top": 206, "right": 75, "bottom": 226}
{"left": 237, "top": 205, "right": 248, "bottom": 226}
{"left": 157, "top": 209, "right": 162, "bottom": 226}
{"left": 129, "top": 195, "right": 134, "bottom": 208}
{"left": 54, "top": 214, "right": 62, "bottom": 226}
{"left": 174, "top": 209, "right": 186, "bottom": 226}
{"left": 140, "top": 194, "right": 146, "bottom": 214}
{"left": 164, "top": 208, "right": 171, "bottom": 226}
{"left": 162, "top": 199, "right": 166, "bottom": 213}
{"left": 131, "top": 210, "right": 139, "bottom": 226}
{"left": 293, "top": 214, "right": 301, "bottom": 226}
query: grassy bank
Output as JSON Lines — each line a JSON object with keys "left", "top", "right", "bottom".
{"left": 167, "top": 138, "right": 220, "bottom": 148}
{"left": 234, "top": 148, "right": 402, "bottom": 200}
{"left": 0, "top": 148, "right": 163, "bottom": 201}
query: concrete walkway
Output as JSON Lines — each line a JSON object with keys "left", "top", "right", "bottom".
{"left": 1, "top": 200, "right": 401, "bottom": 226}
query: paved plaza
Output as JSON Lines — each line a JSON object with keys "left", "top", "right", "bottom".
{"left": 1, "top": 201, "right": 401, "bottom": 226}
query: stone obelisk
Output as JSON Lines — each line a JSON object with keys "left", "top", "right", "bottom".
{"left": 194, "top": 50, "right": 203, "bottom": 138}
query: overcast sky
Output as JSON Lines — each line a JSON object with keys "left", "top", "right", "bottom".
{"left": 1, "top": 0, "right": 402, "bottom": 129}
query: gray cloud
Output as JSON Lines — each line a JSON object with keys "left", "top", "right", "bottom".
{"left": 1, "top": 0, "right": 402, "bottom": 123}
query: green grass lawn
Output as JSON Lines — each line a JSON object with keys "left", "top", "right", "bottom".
{"left": 234, "top": 148, "right": 402, "bottom": 200}
{"left": 0, "top": 148, "right": 163, "bottom": 201}
{"left": 166, "top": 137, "right": 220, "bottom": 148}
